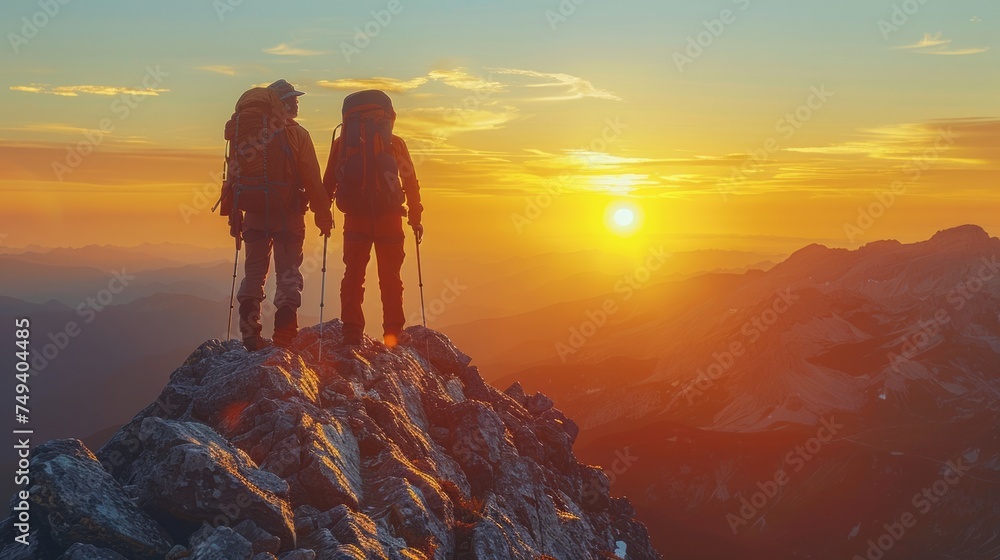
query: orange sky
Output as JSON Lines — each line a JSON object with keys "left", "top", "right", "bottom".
{"left": 1, "top": 2, "right": 998, "bottom": 259}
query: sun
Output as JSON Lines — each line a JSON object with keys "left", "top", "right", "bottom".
{"left": 605, "top": 201, "right": 643, "bottom": 236}
{"left": 614, "top": 208, "right": 635, "bottom": 228}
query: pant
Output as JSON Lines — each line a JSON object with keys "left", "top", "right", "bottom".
{"left": 237, "top": 227, "right": 305, "bottom": 337}
{"left": 341, "top": 212, "right": 406, "bottom": 338}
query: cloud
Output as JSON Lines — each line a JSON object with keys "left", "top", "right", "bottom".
{"left": 895, "top": 32, "right": 951, "bottom": 49}
{"left": 487, "top": 68, "right": 621, "bottom": 101}
{"left": 10, "top": 84, "right": 169, "bottom": 97}
{"left": 264, "top": 43, "right": 327, "bottom": 56}
{"left": 317, "top": 69, "right": 504, "bottom": 95}
{"left": 1, "top": 123, "right": 90, "bottom": 134}
{"left": 317, "top": 77, "right": 430, "bottom": 93}
{"left": 197, "top": 65, "right": 238, "bottom": 76}
{"left": 921, "top": 47, "right": 989, "bottom": 55}
{"left": 894, "top": 32, "right": 987, "bottom": 55}
{"left": 426, "top": 69, "right": 505, "bottom": 93}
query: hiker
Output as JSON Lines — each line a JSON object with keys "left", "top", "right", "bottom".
{"left": 222, "top": 80, "right": 333, "bottom": 350}
{"left": 323, "top": 90, "right": 423, "bottom": 347}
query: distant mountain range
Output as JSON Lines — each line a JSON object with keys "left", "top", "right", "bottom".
{"left": 487, "top": 224, "right": 1000, "bottom": 558}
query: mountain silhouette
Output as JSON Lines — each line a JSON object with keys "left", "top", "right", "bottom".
{"left": 0, "top": 324, "right": 660, "bottom": 560}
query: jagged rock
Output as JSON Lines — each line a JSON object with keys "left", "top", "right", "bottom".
{"left": 5, "top": 326, "right": 661, "bottom": 560}
{"left": 57, "top": 543, "right": 129, "bottom": 559}
{"left": 188, "top": 525, "right": 254, "bottom": 560}
{"left": 526, "top": 392, "right": 555, "bottom": 416}
{"left": 126, "top": 417, "right": 296, "bottom": 550}
{"left": 277, "top": 550, "right": 316, "bottom": 560}
{"left": 26, "top": 439, "right": 173, "bottom": 559}
{"left": 233, "top": 519, "right": 283, "bottom": 555}
{"left": 503, "top": 382, "right": 528, "bottom": 407}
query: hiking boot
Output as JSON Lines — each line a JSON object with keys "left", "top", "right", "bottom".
{"left": 238, "top": 299, "right": 263, "bottom": 339}
{"left": 273, "top": 306, "right": 298, "bottom": 349}
{"left": 243, "top": 335, "right": 271, "bottom": 352}
{"left": 342, "top": 324, "right": 364, "bottom": 347}
{"left": 342, "top": 333, "right": 363, "bottom": 347}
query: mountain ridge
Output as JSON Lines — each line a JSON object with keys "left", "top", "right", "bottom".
{"left": 1, "top": 323, "right": 660, "bottom": 560}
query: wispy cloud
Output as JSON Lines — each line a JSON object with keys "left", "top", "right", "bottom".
{"left": 197, "top": 65, "right": 238, "bottom": 76}
{"left": 317, "top": 69, "right": 504, "bottom": 95}
{"left": 488, "top": 68, "right": 621, "bottom": 101}
{"left": 10, "top": 84, "right": 169, "bottom": 97}
{"left": 895, "top": 32, "right": 951, "bottom": 49}
{"left": 317, "top": 76, "right": 430, "bottom": 93}
{"left": 263, "top": 43, "right": 327, "bottom": 56}
{"left": 922, "top": 47, "right": 989, "bottom": 56}
{"left": 894, "top": 32, "right": 988, "bottom": 56}
{"left": 426, "top": 69, "right": 505, "bottom": 93}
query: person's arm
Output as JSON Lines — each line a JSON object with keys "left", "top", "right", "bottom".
{"left": 323, "top": 136, "right": 340, "bottom": 201}
{"left": 393, "top": 136, "right": 422, "bottom": 228}
{"left": 291, "top": 127, "right": 333, "bottom": 234}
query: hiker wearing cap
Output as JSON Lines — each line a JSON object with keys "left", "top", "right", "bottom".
{"left": 323, "top": 90, "right": 423, "bottom": 348}
{"left": 228, "top": 80, "right": 333, "bottom": 350}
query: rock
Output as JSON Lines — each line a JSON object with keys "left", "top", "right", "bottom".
{"left": 188, "top": 525, "right": 254, "bottom": 560}
{"left": 165, "top": 544, "right": 190, "bottom": 560}
{"left": 127, "top": 418, "right": 296, "bottom": 550}
{"left": 58, "top": 543, "right": 129, "bottom": 559}
{"left": 26, "top": 439, "right": 173, "bottom": 560}
{"left": 503, "top": 382, "right": 528, "bottom": 406}
{"left": 9, "top": 328, "right": 662, "bottom": 560}
{"left": 278, "top": 550, "right": 316, "bottom": 560}
{"left": 233, "top": 519, "right": 282, "bottom": 555}
{"left": 526, "top": 392, "right": 555, "bottom": 416}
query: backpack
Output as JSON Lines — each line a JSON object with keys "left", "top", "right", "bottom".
{"left": 333, "top": 90, "right": 405, "bottom": 215}
{"left": 218, "top": 87, "right": 302, "bottom": 221}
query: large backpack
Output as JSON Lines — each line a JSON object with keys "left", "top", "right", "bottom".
{"left": 218, "top": 87, "right": 302, "bottom": 222}
{"left": 333, "top": 90, "right": 405, "bottom": 215}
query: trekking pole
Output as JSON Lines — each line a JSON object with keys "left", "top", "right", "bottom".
{"left": 415, "top": 233, "right": 427, "bottom": 328}
{"left": 319, "top": 233, "right": 329, "bottom": 358}
{"left": 227, "top": 231, "right": 242, "bottom": 341}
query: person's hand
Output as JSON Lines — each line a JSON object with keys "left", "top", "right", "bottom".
{"left": 412, "top": 223, "right": 424, "bottom": 244}
{"left": 228, "top": 213, "right": 242, "bottom": 239}
{"left": 316, "top": 215, "right": 334, "bottom": 238}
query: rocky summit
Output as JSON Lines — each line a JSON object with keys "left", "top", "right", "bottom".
{"left": 0, "top": 322, "right": 660, "bottom": 560}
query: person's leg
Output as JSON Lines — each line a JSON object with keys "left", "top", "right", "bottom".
{"left": 236, "top": 228, "right": 273, "bottom": 350}
{"left": 272, "top": 229, "right": 305, "bottom": 348}
{"left": 373, "top": 213, "right": 406, "bottom": 345}
{"left": 341, "top": 215, "right": 374, "bottom": 344}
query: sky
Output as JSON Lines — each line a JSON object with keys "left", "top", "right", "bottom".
{"left": 0, "top": 0, "right": 997, "bottom": 258}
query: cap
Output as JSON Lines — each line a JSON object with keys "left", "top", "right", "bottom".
{"left": 267, "top": 79, "right": 305, "bottom": 100}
